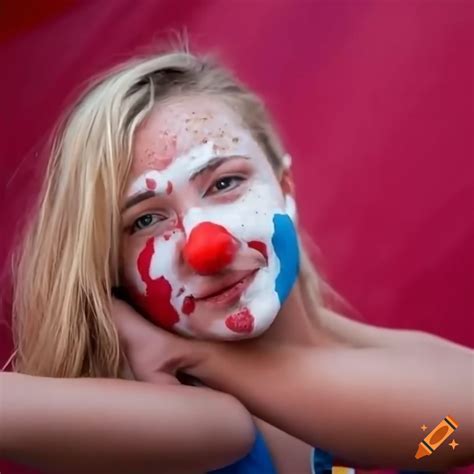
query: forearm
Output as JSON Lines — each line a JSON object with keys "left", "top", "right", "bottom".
{"left": 0, "top": 372, "right": 254, "bottom": 474}
{"left": 190, "top": 340, "right": 474, "bottom": 470}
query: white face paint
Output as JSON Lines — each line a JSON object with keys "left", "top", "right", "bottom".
{"left": 121, "top": 96, "right": 300, "bottom": 340}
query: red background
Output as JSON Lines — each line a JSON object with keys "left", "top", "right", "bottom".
{"left": 1, "top": 1, "right": 472, "bottom": 473}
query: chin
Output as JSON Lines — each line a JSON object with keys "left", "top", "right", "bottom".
{"left": 190, "top": 308, "right": 279, "bottom": 341}
{"left": 202, "top": 328, "right": 264, "bottom": 342}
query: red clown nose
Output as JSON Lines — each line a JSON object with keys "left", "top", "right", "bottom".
{"left": 183, "top": 222, "right": 238, "bottom": 275}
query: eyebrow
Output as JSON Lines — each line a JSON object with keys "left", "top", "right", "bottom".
{"left": 189, "top": 155, "right": 249, "bottom": 182}
{"left": 123, "top": 190, "right": 156, "bottom": 212}
{"left": 123, "top": 156, "right": 250, "bottom": 212}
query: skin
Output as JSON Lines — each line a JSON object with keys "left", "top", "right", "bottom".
{"left": 120, "top": 94, "right": 317, "bottom": 472}
{"left": 0, "top": 371, "right": 255, "bottom": 474}
{"left": 121, "top": 95, "right": 299, "bottom": 341}
{"left": 3, "top": 94, "right": 471, "bottom": 473}
{"left": 115, "top": 95, "right": 473, "bottom": 472}
{"left": 3, "top": 91, "right": 302, "bottom": 472}
{"left": 112, "top": 298, "right": 474, "bottom": 472}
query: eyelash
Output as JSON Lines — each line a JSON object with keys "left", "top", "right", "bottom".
{"left": 132, "top": 213, "right": 164, "bottom": 233}
{"left": 130, "top": 175, "right": 245, "bottom": 234}
{"left": 204, "top": 175, "right": 245, "bottom": 197}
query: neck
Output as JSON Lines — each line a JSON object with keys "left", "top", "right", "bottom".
{"left": 263, "top": 280, "right": 335, "bottom": 348}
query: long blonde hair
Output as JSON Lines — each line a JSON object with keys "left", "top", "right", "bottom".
{"left": 12, "top": 50, "right": 323, "bottom": 378}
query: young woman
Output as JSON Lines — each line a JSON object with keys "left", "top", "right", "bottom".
{"left": 6, "top": 50, "right": 473, "bottom": 473}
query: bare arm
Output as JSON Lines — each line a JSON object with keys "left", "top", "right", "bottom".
{"left": 111, "top": 298, "right": 474, "bottom": 470}
{"left": 0, "top": 372, "right": 255, "bottom": 474}
{"left": 190, "top": 336, "right": 474, "bottom": 470}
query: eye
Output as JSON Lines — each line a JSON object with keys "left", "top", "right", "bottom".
{"left": 205, "top": 176, "right": 244, "bottom": 196}
{"left": 133, "top": 213, "right": 163, "bottom": 232}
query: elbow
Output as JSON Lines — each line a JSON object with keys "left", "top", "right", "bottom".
{"left": 213, "top": 393, "right": 256, "bottom": 465}
{"left": 231, "top": 398, "right": 256, "bottom": 459}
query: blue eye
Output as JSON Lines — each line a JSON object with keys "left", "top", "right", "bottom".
{"left": 133, "top": 213, "right": 161, "bottom": 232}
{"left": 206, "top": 176, "right": 244, "bottom": 196}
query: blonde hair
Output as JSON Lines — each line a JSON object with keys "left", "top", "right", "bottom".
{"left": 12, "top": 51, "right": 323, "bottom": 378}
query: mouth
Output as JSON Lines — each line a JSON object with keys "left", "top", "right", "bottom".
{"left": 195, "top": 270, "right": 258, "bottom": 308}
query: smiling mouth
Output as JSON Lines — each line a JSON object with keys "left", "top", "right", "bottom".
{"left": 196, "top": 270, "right": 258, "bottom": 308}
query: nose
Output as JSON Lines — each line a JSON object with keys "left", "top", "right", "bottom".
{"left": 182, "top": 221, "right": 238, "bottom": 275}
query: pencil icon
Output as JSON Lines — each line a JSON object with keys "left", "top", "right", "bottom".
{"left": 415, "top": 415, "right": 459, "bottom": 459}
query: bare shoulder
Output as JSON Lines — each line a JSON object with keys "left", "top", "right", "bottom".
{"left": 318, "top": 307, "right": 473, "bottom": 354}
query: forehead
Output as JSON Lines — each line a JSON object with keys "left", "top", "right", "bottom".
{"left": 131, "top": 95, "right": 253, "bottom": 177}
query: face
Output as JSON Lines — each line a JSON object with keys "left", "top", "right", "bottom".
{"left": 120, "top": 95, "right": 299, "bottom": 340}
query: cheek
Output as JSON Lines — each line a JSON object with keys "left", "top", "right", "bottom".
{"left": 270, "top": 214, "right": 300, "bottom": 303}
{"left": 130, "top": 237, "right": 181, "bottom": 329}
{"left": 120, "top": 239, "right": 139, "bottom": 288}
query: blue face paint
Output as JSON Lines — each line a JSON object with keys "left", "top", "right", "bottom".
{"left": 271, "top": 214, "right": 300, "bottom": 303}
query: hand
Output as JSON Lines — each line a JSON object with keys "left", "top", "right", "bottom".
{"left": 111, "top": 298, "right": 283, "bottom": 389}
{"left": 111, "top": 298, "right": 204, "bottom": 385}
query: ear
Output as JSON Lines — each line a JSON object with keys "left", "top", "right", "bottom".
{"left": 279, "top": 155, "right": 297, "bottom": 222}
{"left": 279, "top": 168, "right": 295, "bottom": 197}
{"left": 279, "top": 153, "right": 295, "bottom": 197}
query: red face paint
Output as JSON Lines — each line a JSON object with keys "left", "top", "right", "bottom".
{"left": 225, "top": 308, "right": 254, "bottom": 334}
{"left": 183, "top": 222, "right": 237, "bottom": 275}
{"left": 182, "top": 296, "right": 195, "bottom": 315}
{"left": 247, "top": 240, "right": 268, "bottom": 262}
{"left": 281, "top": 175, "right": 293, "bottom": 195}
{"left": 136, "top": 238, "right": 179, "bottom": 329}
{"left": 166, "top": 180, "right": 173, "bottom": 194}
{"left": 146, "top": 178, "right": 157, "bottom": 190}
{"left": 173, "top": 216, "right": 185, "bottom": 232}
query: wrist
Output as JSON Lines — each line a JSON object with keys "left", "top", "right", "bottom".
{"left": 184, "top": 338, "right": 280, "bottom": 390}
{"left": 180, "top": 338, "right": 219, "bottom": 381}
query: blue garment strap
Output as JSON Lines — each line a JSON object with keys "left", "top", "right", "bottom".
{"left": 209, "top": 428, "right": 277, "bottom": 474}
{"left": 312, "top": 446, "right": 334, "bottom": 474}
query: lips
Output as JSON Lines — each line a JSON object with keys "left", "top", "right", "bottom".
{"left": 195, "top": 270, "right": 257, "bottom": 308}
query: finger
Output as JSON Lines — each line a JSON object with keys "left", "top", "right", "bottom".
{"left": 111, "top": 299, "right": 160, "bottom": 349}
{"left": 121, "top": 353, "right": 181, "bottom": 386}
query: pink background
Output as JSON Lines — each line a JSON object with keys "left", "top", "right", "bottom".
{"left": 1, "top": 1, "right": 472, "bottom": 473}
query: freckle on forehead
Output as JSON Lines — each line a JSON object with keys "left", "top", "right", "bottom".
{"left": 131, "top": 97, "right": 253, "bottom": 182}
{"left": 134, "top": 128, "right": 177, "bottom": 172}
